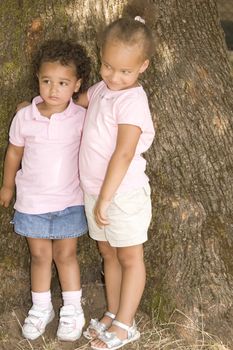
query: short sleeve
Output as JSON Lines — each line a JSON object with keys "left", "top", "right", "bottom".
{"left": 116, "top": 90, "right": 151, "bottom": 131}
{"left": 9, "top": 112, "right": 25, "bottom": 147}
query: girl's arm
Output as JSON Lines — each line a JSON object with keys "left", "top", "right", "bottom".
{"left": 16, "top": 101, "right": 31, "bottom": 112}
{"left": 75, "top": 91, "right": 89, "bottom": 108}
{"left": 0, "top": 143, "right": 24, "bottom": 207}
{"left": 94, "top": 124, "right": 141, "bottom": 226}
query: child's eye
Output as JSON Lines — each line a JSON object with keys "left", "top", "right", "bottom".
{"left": 122, "top": 70, "right": 131, "bottom": 74}
{"left": 60, "top": 82, "right": 68, "bottom": 86}
{"left": 42, "top": 79, "right": 50, "bottom": 84}
{"left": 103, "top": 63, "right": 111, "bottom": 69}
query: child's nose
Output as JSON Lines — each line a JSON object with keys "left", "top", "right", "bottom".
{"left": 50, "top": 83, "right": 59, "bottom": 94}
{"left": 109, "top": 72, "right": 118, "bottom": 82}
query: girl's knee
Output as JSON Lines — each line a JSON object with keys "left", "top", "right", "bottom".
{"left": 98, "top": 241, "right": 117, "bottom": 260}
{"left": 27, "top": 238, "right": 52, "bottom": 265}
{"left": 117, "top": 245, "right": 144, "bottom": 267}
{"left": 52, "top": 238, "right": 77, "bottom": 264}
{"left": 53, "top": 246, "right": 77, "bottom": 265}
{"left": 31, "top": 249, "right": 52, "bottom": 265}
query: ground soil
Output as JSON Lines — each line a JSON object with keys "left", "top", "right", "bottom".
{"left": 0, "top": 281, "right": 153, "bottom": 350}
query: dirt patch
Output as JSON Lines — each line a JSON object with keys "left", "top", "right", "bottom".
{"left": 0, "top": 282, "right": 106, "bottom": 350}
{"left": 0, "top": 282, "right": 155, "bottom": 350}
{"left": 0, "top": 286, "right": 230, "bottom": 350}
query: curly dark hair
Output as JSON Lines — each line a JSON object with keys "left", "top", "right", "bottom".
{"left": 33, "top": 39, "right": 91, "bottom": 97}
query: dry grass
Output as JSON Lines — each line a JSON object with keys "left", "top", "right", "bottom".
{"left": 5, "top": 309, "right": 230, "bottom": 350}
{"left": 1, "top": 284, "right": 231, "bottom": 350}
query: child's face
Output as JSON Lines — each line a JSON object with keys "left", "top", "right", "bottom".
{"left": 37, "top": 61, "right": 81, "bottom": 111}
{"left": 100, "top": 41, "right": 149, "bottom": 91}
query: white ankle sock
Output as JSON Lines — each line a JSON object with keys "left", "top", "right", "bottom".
{"left": 62, "top": 290, "right": 82, "bottom": 310}
{"left": 31, "top": 290, "right": 52, "bottom": 309}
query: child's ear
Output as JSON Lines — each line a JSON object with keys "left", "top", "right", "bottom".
{"left": 139, "top": 59, "right": 150, "bottom": 73}
{"left": 74, "top": 79, "right": 82, "bottom": 92}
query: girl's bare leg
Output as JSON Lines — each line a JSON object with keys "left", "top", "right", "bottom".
{"left": 27, "top": 237, "right": 53, "bottom": 292}
{"left": 52, "top": 238, "right": 80, "bottom": 291}
{"left": 98, "top": 241, "right": 122, "bottom": 317}
{"left": 92, "top": 244, "right": 145, "bottom": 347}
{"left": 86, "top": 241, "right": 122, "bottom": 338}
{"left": 116, "top": 244, "right": 145, "bottom": 325}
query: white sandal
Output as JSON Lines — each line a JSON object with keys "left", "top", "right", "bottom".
{"left": 91, "top": 319, "right": 140, "bottom": 350}
{"left": 83, "top": 311, "right": 115, "bottom": 340}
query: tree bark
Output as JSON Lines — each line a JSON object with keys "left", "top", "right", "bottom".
{"left": 143, "top": 0, "right": 233, "bottom": 344}
{"left": 0, "top": 0, "right": 233, "bottom": 345}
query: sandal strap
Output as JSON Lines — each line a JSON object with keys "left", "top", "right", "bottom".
{"left": 104, "top": 311, "right": 116, "bottom": 320}
{"left": 90, "top": 318, "right": 107, "bottom": 331}
{"left": 112, "top": 319, "right": 130, "bottom": 331}
{"left": 96, "top": 321, "right": 140, "bottom": 349}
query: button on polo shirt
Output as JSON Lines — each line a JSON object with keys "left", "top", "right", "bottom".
{"left": 10, "top": 96, "right": 85, "bottom": 214}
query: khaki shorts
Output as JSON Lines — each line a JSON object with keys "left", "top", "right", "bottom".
{"left": 84, "top": 184, "right": 152, "bottom": 247}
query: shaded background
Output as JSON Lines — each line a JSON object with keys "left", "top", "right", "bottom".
{"left": 0, "top": 0, "right": 232, "bottom": 314}
{"left": 0, "top": 1, "right": 232, "bottom": 349}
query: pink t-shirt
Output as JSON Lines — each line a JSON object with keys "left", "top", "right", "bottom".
{"left": 79, "top": 81, "right": 155, "bottom": 195}
{"left": 10, "top": 96, "right": 85, "bottom": 214}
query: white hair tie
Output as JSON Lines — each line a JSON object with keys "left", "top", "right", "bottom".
{"left": 134, "top": 16, "right": 145, "bottom": 24}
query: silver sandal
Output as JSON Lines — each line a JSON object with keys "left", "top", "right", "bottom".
{"left": 83, "top": 311, "right": 115, "bottom": 340}
{"left": 91, "top": 319, "right": 140, "bottom": 350}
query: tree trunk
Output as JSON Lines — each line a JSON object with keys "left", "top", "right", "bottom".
{"left": 0, "top": 0, "right": 233, "bottom": 345}
{"left": 143, "top": 0, "right": 233, "bottom": 344}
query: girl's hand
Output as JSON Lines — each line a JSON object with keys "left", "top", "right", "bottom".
{"left": 16, "top": 101, "right": 30, "bottom": 112}
{"left": 94, "top": 198, "right": 111, "bottom": 227}
{"left": 0, "top": 186, "right": 14, "bottom": 207}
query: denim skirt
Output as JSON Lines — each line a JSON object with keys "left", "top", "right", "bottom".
{"left": 12, "top": 205, "right": 88, "bottom": 239}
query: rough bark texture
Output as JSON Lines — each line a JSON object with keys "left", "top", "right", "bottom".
{"left": 143, "top": 0, "right": 233, "bottom": 344}
{"left": 0, "top": 0, "right": 233, "bottom": 345}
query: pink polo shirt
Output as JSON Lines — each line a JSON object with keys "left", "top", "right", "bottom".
{"left": 79, "top": 81, "right": 155, "bottom": 195}
{"left": 10, "top": 96, "right": 85, "bottom": 214}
